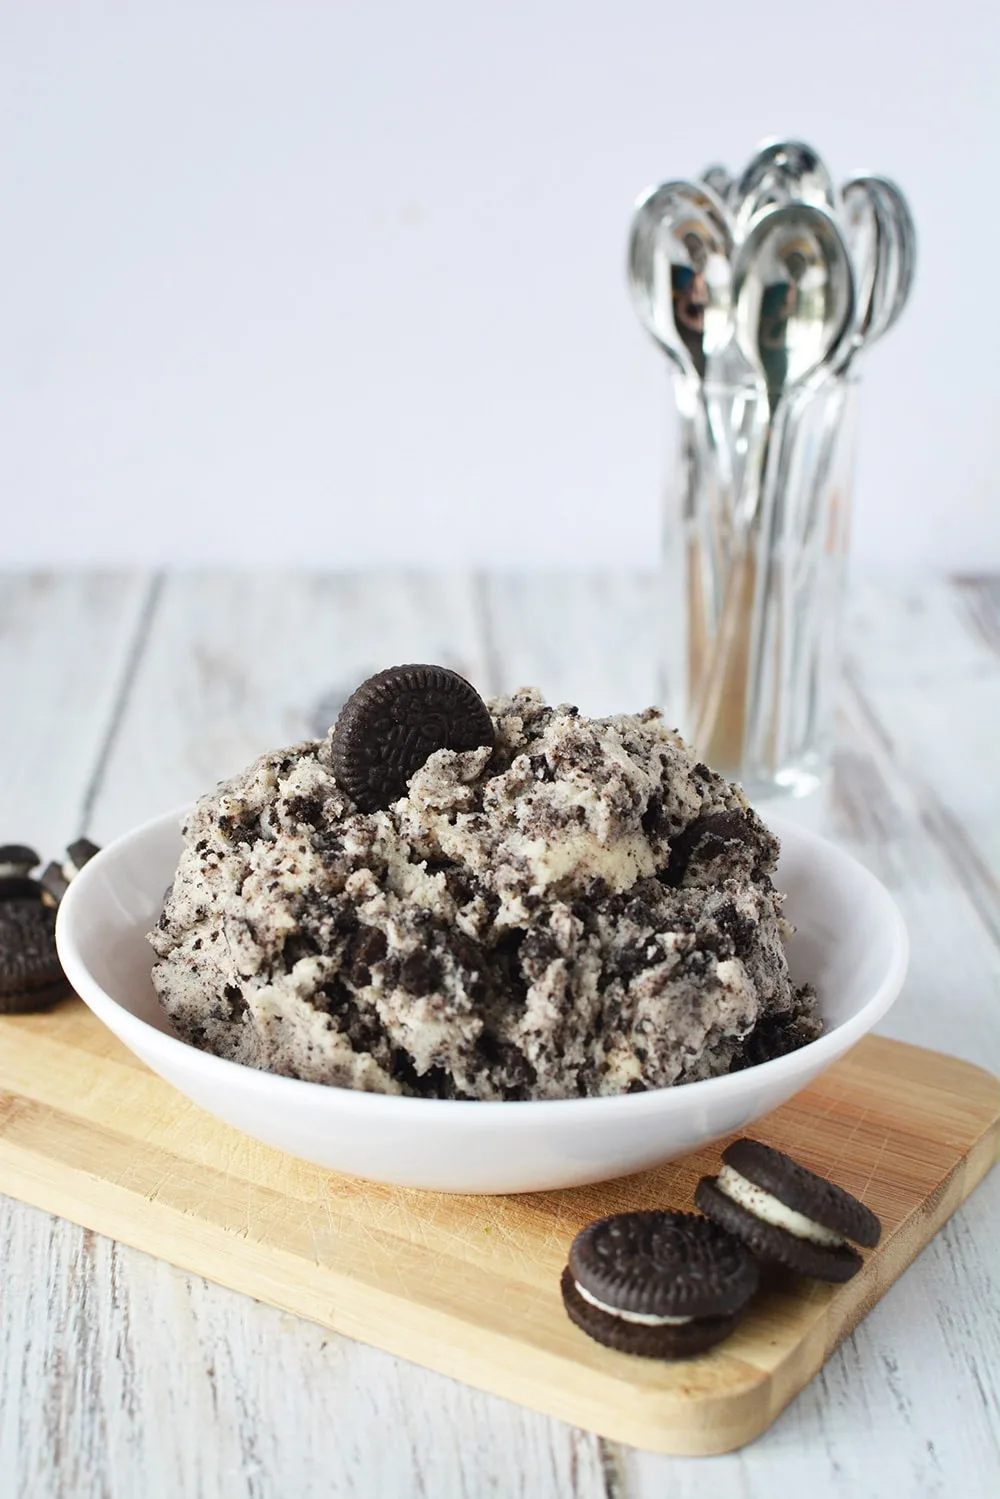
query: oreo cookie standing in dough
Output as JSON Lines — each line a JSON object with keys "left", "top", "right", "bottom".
{"left": 561, "top": 1210, "right": 758, "bottom": 1358}
{"left": 695, "top": 1138, "right": 882, "bottom": 1282}
{"left": 329, "top": 664, "right": 496, "bottom": 812}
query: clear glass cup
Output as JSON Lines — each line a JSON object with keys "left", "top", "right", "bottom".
{"left": 661, "top": 373, "right": 859, "bottom": 811}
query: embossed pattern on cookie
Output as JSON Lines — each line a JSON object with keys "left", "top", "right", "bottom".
{"left": 328, "top": 664, "right": 495, "bottom": 812}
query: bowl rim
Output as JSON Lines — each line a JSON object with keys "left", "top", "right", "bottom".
{"left": 56, "top": 805, "right": 909, "bottom": 1121}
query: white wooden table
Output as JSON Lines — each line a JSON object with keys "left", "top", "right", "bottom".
{"left": 1, "top": 570, "right": 998, "bottom": 1498}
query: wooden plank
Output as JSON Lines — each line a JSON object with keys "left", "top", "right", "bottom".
{"left": 843, "top": 574, "right": 1000, "bottom": 939}
{"left": 830, "top": 675, "right": 1000, "bottom": 1072}
{"left": 0, "top": 1205, "right": 609, "bottom": 1499}
{"left": 85, "top": 571, "right": 492, "bottom": 844}
{"left": 0, "top": 1004, "right": 996, "bottom": 1459}
{"left": 481, "top": 571, "right": 660, "bottom": 716}
{"left": 0, "top": 570, "right": 153, "bottom": 856}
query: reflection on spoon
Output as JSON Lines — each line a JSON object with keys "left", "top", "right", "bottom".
{"left": 733, "top": 202, "right": 855, "bottom": 404}
{"left": 627, "top": 179, "right": 736, "bottom": 720}
{"left": 627, "top": 179, "right": 733, "bottom": 382}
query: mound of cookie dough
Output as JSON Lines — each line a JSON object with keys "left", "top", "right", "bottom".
{"left": 148, "top": 689, "right": 819, "bottom": 1099}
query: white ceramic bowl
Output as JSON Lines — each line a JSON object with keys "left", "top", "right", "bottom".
{"left": 56, "top": 808, "right": 908, "bottom": 1194}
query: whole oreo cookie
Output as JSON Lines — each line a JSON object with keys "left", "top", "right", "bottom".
{"left": 329, "top": 665, "right": 496, "bottom": 812}
{"left": 695, "top": 1138, "right": 882, "bottom": 1283}
{"left": 0, "top": 898, "right": 67, "bottom": 1014}
{"left": 561, "top": 1210, "right": 758, "bottom": 1358}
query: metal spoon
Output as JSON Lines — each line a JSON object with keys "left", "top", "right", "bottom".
{"left": 793, "top": 177, "right": 915, "bottom": 563}
{"left": 627, "top": 179, "right": 733, "bottom": 385}
{"left": 776, "top": 176, "right": 916, "bottom": 739}
{"left": 692, "top": 202, "right": 854, "bottom": 772}
{"left": 732, "top": 201, "right": 854, "bottom": 400}
{"left": 701, "top": 163, "right": 733, "bottom": 203}
{"left": 627, "top": 180, "right": 736, "bottom": 707}
{"left": 839, "top": 174, "right": 916, "bottom": 365}
{"left": 730, "top": 139, "right": 837, "bottom": 241}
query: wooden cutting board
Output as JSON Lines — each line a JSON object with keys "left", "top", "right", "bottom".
{"left": 0, "top": 999, "right": 997, "bottom": 1457}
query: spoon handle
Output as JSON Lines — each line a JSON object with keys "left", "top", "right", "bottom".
{"left": 742, "top": 378, "right": 857, "bottom": 782}
{"left": 742, "top": 392, "right": 805, "bottom": 776}
{"left": 691, "top": 384, "right": 804, "bottom": 776}
{"left": 676, "top": 382, "right": 734, "bottom": 703}
{"left": 689, "top": 392, "right": 772, "bottom": 763}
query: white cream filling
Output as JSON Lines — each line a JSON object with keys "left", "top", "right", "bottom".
{"left": 716, "top": 1164, "right": 844, "bottom": 1248}
{"left": 0, "top": 862, "right": 28, "bottom": 878}
{"left": 519, "top": 830, "right": 656, "bottom": 894}
{"left": 573, "top": 1281, "right": 693, "bottom": 1326}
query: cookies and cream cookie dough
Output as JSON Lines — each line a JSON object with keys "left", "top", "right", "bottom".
{"left": 148, "top": 670, "right": 820, "bottom": 1099}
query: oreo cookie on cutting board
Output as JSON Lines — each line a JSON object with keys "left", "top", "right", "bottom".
{"left": 0, "top": 837, "right": 100, "bottom": 1013}
{"left": 696, "top": 1138, "right": 882, "bottom": 1282}
{"left": 561, "top": 1210, "right": 758, "bottom": 1358}
{"left": 0, "top": 843, "right": 63, "bottom": 1014}
{"left": 0, "top": 900, "right": 67, "bottom": 1013}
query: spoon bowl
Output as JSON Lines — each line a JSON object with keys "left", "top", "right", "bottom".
{"left": 627, "top": 179, "right": 734, "bottom": 381}
{"left": 732, "top": 202, "right": 854, "bottom": 399}
{"left": 701, "top": 163, "right": 734, "bottom": 202}
{"left": 841, "top": 174, "right": 917, "bottom": 364}
{"left": 731, "top": 139, "right": 837, "bottom": 241}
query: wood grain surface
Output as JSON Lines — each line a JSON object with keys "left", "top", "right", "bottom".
{"left": 0, "top": 1002, "right": 996, "bottom": 1458}
{"left": 1, "top": 570, "right": 999, "bottom": 1497}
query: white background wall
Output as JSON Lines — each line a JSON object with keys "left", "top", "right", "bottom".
{"left": 2, "top": 1, "right": 997, "bottom": 569}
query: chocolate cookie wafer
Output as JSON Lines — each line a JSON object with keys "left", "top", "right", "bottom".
{"left": 0, "top": 897, "right": 67, "bottom": 1013}
{"left": 561, "top": 1210, "right": 758, "bottom": 1358}
{"left": 0, "top": 835, "right": 101, "bottom": 1012}
{"left": 696, "top": 1138, "right": 881, "bottom": 1282}
{"left": 41, "top": 836, "right": 102, "bottom": 908}
{"left": 329, "top": 664, "right": 495, "bottom": 812}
